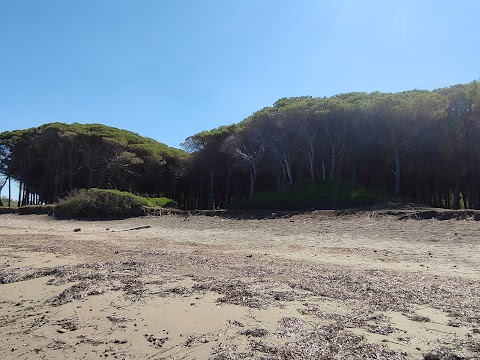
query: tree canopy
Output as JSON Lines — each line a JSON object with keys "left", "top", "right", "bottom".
{"left": 0, "top": 123, "right": 187, "bottom": 204}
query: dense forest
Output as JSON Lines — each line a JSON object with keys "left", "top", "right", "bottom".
{"left": 1, "top": 81, "right": 479, "bottom": 210}
{"left": 0, "top": 123, "right": 187, "bottom": 205}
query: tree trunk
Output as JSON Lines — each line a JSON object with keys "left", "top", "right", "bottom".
{"left": 209, "top": 168, "right": 214, "bottom": 210}
{"left": 394, "top": 148, "right": 401, "bottom": 196}
{"left": 477, "top": 185, "right": 480, "bottom": 210}
{"left": 249, "top": 163, "right": 257, "bottom": 199}
{"left": 21, "top": 185, "right": 27, "bottom": 206}
{"left": 286, "top": 161, "right": 293, "bottom": 185}
{"left": 330, "top": 145, "right": 336, "bottom": 179}
{"left": 0, "top": 176, "right": 8, "bottom": 206}
{"left": 280, "top": 163, "right": 287, "bottom": 187}
{"left": 462, "top": 190, "right": 468, "bottom": 209}
{"left": 281, "top": 154, "right": 293, "bottom": 185}
{"left": 224, "top": 165, "right": 233, "bottom": 208}
{"left": 308, "top": 152, "right": 315, "bottom": 180}
{"left": 469, "top": 184, "right": 478, "bottom": 209}
{"left": 88, "top": 169, "right": 95, "bottom": 189}
{"left": 8, "top": 176, "right": 11, "bottom": 207}
{"left": 453, "top": 179, "right": 461, "bottom": 210}
{"left": 18, "top": 181, "right": 22, "bottom": 207}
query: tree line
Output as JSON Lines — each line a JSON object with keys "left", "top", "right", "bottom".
{"left": 1, "top": 81, "right": 479, "bottom": 209}
{"left": 0, "top": 123, "right": 186, "bottom": 205}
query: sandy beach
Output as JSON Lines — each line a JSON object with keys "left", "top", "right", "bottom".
{"left": 1, "top": 212, "right": 479, "bottom": 359}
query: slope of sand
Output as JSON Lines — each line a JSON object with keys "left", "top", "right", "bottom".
{"left": 0, "top": 212, "right": 479, "bottom": 359}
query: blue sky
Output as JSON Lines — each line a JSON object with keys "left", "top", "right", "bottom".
{"left": 1, "top": 0, "right": 479, "bottom": 150}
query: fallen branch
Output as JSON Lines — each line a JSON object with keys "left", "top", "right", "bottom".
{"left": 111, "top": 225, "right": 151, "bottom": 232}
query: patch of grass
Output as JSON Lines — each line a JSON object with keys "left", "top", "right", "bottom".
{"left": 227, "top": 180, "right": 402, "bottom": 210}
{"left": 55, "top": 188, "right": 177, "bottom": 219}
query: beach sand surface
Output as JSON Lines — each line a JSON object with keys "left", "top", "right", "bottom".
{"left": 1, "top": 212, "right": 479, "bottom": 359}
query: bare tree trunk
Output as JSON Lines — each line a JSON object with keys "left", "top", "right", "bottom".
{"left": 0, "top": 175, "right": 9, "bottom": 206}
{"left": 249, "top": 173, "right": 254, "bottom": 199}
{"left": 18, "top": 181, "right": 22, "bottom": 207}
{"left": 8, "top": 176, "right": 11, "bottom": 207}
{"left": 276, "top": 170, "right": 282, "bottom": 189}
{"left": 477, "top": 185, "right": 480, "bottom": 210}
{"left": 249, "top": 162, "right": 258, "bottom": 199}
{"left": 462, "top": 190, "right": 468, "bottom": 209}
{"left": 21, "top": 185, "right": 27, "bottom": 206}
{"left": 209, "top": 168, "right": 214, "bottom": 210}
{"left": 224, "top": 165, "right": 233, "bottom": 208}
{"left": 280, "top": 163, "right": 287, "bottom": 186}
{"left": 285, "top": 158, "right": 293, "bottom": 185}
{"left": 394, "top": 148, "right": 401, "bottom": 196}
{"left": 453, "top": 179, "right": 461, "bottom": 210}
{"left": 330, "top": 145, "right": 336, "bottom": 179}
{"left": 308, "top": 152, "right": 315, "bottom": 180}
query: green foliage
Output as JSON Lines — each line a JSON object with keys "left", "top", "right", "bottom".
{"left": 0, "top": 197, "right": 18, "bottom": 207}
{"left": 227, "top": 180, "right": 402, "bottom": 210}
{"left": 181, "top": 124, "right": 239, "bottom": 153}
{"left": 144, "top": 197, "right": 178, "bottom": 208}
{"left": 55, "top": 188, "right": 176, "bottom": 219}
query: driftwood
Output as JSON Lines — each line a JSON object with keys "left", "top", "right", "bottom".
{"left": 110, "top": 225, "right": 151, "bottom": 232}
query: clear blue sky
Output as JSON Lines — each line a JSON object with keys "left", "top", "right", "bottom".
{"left": 1, "top": 0, "right": 479, "bottom": 149}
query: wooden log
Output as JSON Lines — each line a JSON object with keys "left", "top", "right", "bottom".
{"left": 111, "top": 225, "right": 151, "bottom": 232}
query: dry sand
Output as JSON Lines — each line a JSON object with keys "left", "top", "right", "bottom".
{"left": 0, "top": 212, "right": 479, "bottom": 359}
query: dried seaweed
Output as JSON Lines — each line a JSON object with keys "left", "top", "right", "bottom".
{"left": 56, "top": 317, "right": 78, "bottom": 331}
{"left": 46, "top": 339, "right": 68, "bottom": 350}
{"left": 51, "top": 282, "right": 90, "bottom": 306}
{"left": 227, "top": 320, "right": 244, "bottom": 327}
{"left": 406, "top": 314, "right": 431, "bottom": 322}
{"left": 167, "top": 286, "right": 192, "bottom": 296}
{"left": 278, "top": 317, "right": 306, "bottom": 337}
{"left": 239, "top": 328, "right": 269, "bottom": 337}
{"left": 144, "top": 333, "right": 169, "bottom": 348}
{"left": 106, "top": 315, "right": 129, "bottom": 323}
{"left": 365, "top": 324, "right": 398, "bottom": 335}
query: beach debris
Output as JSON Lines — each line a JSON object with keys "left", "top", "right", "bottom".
{"left": 111, "top": 225, "right": 151, "bottom": 232}
{"left": 144, "top": 333, "right": 169, "bottom": 348}
{"left": 240, "top": 328, "right": 268, "bottom": 337}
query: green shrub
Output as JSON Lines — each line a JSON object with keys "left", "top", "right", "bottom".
{"left": 144, "top": 197, "right": 178, "bottom": 208}
{"left": 55, "top": 188, "right": 176, "bottom": 219}
{"left": 0, "top": 197, "right": 19, "bottom": 207}
{"left": 227, "top": 180, "right": 402, "bottom": 210}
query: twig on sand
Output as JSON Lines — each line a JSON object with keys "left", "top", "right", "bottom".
{"left": 111, "top": 225, "right": 151, "bottom": 232}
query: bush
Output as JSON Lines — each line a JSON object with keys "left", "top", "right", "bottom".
{"left": 144, "top": 197, "right": 178, "bottom": 208}
{"left": 0, "top": 197, "right": 19, "bottom": 207}
{"left": 55, "top": 188, "right": 176, "bottom": 219}
{"left": 227, "top": 180, "right": 402, "bottom": 210}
